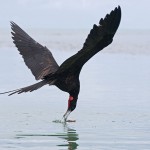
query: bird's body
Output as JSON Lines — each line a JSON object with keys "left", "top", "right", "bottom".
{"left": 0, "top": 6, "right": 121, "bottom": 121}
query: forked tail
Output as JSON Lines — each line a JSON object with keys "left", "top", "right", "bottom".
{"left": 0, "top": 80, "right": 53, "bottom": 96}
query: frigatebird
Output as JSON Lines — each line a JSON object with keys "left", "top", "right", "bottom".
{"left": 0, "top": 6, "right": 121, "bottom": 121}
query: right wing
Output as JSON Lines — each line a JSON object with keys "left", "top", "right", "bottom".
{"left": 11, "top": 22, "right": 59, "bottom": 80}
{"left": 57, "top": 6, "right": 121, "bottom": 74}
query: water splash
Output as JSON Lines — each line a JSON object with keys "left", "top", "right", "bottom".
{"left": 52, "top": 119, "right": 76, "bottom": 124}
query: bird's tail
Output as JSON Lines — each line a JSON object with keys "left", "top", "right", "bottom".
{"left": 0, "top": 80, "right": 54, "bottom": 96}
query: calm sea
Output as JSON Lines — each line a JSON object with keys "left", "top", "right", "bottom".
{"left": 0, "top": 29, "right": 150, "bottom": 149}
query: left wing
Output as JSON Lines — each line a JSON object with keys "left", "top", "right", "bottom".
{"left": 57, "top": 6, "right": 121, "bottom": 75}
{"left": 11, "top": 22, "right": 59, "bottom": 80}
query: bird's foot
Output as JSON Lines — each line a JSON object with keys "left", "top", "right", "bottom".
{"left": 66, "top": 120, "right": 76, "bottom": 122}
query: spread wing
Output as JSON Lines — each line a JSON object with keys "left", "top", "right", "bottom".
{"left": 57, "top": 6, "right": 121, "bottom": 74}
{"left": 11, "top": 22, "right": 59, "bottom": 80}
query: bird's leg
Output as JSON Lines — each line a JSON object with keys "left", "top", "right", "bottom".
{"left": 63, "top": 109, "right": 71, "bottom": 122}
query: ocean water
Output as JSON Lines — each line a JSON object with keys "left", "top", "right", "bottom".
{"left": 0, "top": 29, "right": 150, "bottom": 149}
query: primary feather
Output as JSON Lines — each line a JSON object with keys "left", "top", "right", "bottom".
{"left": 57, "top": 6, "right": 121, "bottom": 75}
{"left": 11, "top": 21, "right": 59, "bottom": 80}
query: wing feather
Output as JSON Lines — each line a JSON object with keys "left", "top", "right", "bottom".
{"left": 57, "top": 6, "right": 121, "bottom": 74}
{"left": 10, "top": 22, "right": 59, "bottom": 80}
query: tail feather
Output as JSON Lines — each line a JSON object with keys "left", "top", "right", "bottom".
{"left": 0, "top": 80, "right": 53, "bottom": 96}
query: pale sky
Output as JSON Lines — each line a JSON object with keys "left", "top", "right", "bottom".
{"left": 0, "top": 0, "right": 150, "bottom": 30}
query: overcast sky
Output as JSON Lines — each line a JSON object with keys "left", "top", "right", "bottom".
{"left": 0, "top": 0, "right": 150, "bottom": 30}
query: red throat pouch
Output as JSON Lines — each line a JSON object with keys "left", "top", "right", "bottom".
{"left": 68, "top": 96, "right": 74, "bottom": 108}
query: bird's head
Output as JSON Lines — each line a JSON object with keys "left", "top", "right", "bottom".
{"left": 63, "top": 89, "right": 79, "bottom": 121}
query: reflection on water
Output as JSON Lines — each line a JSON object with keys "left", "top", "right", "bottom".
{"left": 16, "top": 122, "right": 79, "bottom": 150}
{"left": 57, "top": 123, "right": 79, "bottom": 150}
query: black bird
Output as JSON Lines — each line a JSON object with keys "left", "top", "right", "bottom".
{"left": 0, "top": 6, "right": 121, "bottom": 121}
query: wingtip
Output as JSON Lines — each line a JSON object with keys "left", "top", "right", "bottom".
{"left": 10, "top": 21, "right": 19, "bottom": 29}
{"left": 114, "top": 5, "right": 121, "bottom": 13}
{"left": 118, "top": 5, "right": 121, "bottom": 9}
{"left": 10, "top": 21, "right": 16, "bottom": 29}
{"left": 10, "top": 21, "right": 14, "bottom": 25}
{"left": 116, "top": 5, "right": 121, "bottom": 15}
{"left": 116, "top": 5, "right": 122, "bottom": 24}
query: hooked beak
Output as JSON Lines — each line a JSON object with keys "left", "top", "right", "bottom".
{"left": 63, "top": 110, "right": 71, "bottom": 122}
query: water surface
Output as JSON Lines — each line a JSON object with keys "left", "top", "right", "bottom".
{"left": 0, "top": 29, "right": 150, "bottom": 149}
